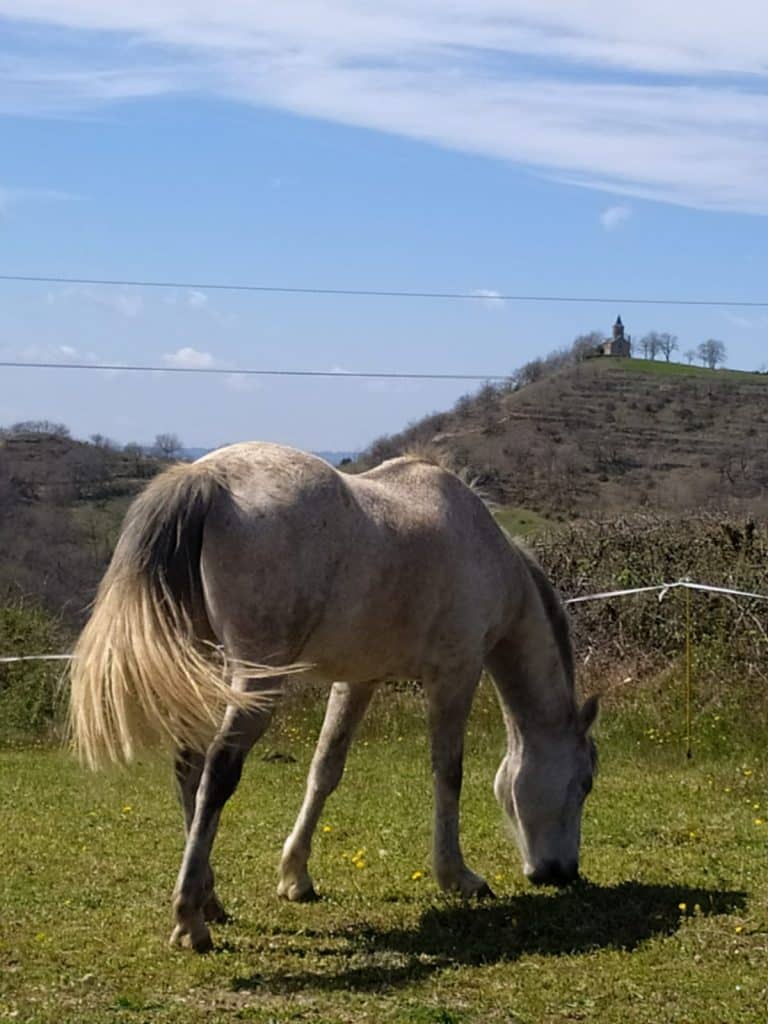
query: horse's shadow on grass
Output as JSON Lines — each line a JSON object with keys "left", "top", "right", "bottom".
{"left": 232, "top": 880, "right": 746, "bottom": 995}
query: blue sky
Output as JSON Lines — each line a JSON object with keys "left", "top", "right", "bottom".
{"left": 1, "top": 3, "right": 767, "bottom": 450}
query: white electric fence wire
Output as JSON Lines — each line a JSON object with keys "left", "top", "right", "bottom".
{"left": 1, "top": 579, "right": 766, "bottom": 664}
{"left": 564, "top": 579, "right": 768, "bottom": 605}
{"left": 0, "top": 654, "right": 73, "bottom": 663}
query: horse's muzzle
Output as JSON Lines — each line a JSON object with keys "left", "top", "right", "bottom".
{"left": 527, "top": 860, "right": 579, "bottom": 888}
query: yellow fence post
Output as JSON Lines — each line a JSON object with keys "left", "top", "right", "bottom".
{"left": 684, "top": 585, "right": 693, "bottom": 761}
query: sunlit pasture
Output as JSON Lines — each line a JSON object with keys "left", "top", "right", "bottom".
{"left": 1, "top": 687, "right": 766, "bottom": 1024}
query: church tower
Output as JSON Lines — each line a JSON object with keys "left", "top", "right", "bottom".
{"left": 595, "top": 315, "right": 631, "bottom": 357}
{"left": 598, "top": 315, "right": 631, "bottom": 357}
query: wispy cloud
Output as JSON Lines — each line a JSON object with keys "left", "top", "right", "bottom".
{"left": 0, "top": 184, "right": 81, "bottom": 219}
{"left": 600, "top": 204, "right": 632, "bottom": 231}
{"left": 223, "top": 372, "right": 264, "bottom": 392}
{"left": 472, "top": 289, "right": 506, "bottom": 309}
{"left": 4, "top": 4, "right": 768, "bottom": 212}
{"left": 163, "top": 288, "right": 237, "bottom": 326}
{"left": 163, "top": 347, "right": 215, "bottom": 369}
{"left": 0, "top": 341, "right": 94, "bottom": 363}
{"left": 46, "top": 285, "right": 142, "bottom": 318}
{"left": 722, "top": 311, "right": 768, "bottom": 330}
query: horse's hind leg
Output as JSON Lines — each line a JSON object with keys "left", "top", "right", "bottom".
{"left": 424, "top": 667, "right": 493, "bottom": 898}
{"left": 174, "top": 750, "right": 227, "bottom": 923}
{"left": 170, "top": 679, "right": 278, "bottom": 953}
{"left": 278, "top": 681, "right": 374, "bottom": 901}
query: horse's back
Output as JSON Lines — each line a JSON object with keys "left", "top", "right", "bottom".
{"left": 197, "top": 444, "right": 518, "bottom": 679}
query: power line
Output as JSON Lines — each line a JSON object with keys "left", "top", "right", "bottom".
{"left": 1, "top": 272, "right": 767, "bottom": 308}
{"left": 0, "top": 360, "right": 508, "bottom": 382}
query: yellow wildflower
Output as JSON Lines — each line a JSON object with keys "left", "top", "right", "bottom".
{"left": 322, "top": 825, "right": 332, "bottom": 833}
{"left": 678, "top": 902, "right": 687, "bottom": 912}
{"left": 411, "top": 870, "right": 423, "bottom": 881}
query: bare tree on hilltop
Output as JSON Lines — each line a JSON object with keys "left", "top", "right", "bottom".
{"left": 154, "top": 432, "right": 183, "bottom": 459}
{"left": 697, "top": 339, "right": 727, "bottom": 369}
{"left": 571, "top": 331, "right": 604, "bottom": 361}
{"left": 89, "top": 433, "right": 120, "bottom": 450}
{"left": 5, "top": 420, "right": 71, "bottom": 438}
{"left": 640, "top": 332, "right": 662, "bottom": 360}
{"left": 638, "top": 332, "right": 678, "bottom": 362}
{"left": 657, "top": 333, "right": 679, "bottom": 362}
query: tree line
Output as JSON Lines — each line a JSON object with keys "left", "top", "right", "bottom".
{"left": 571, "top": 331, "right": 729, "bottom": 368}
{"left": 633, "top": 332, "right": 727, "bottom": 368}
{"left": 1, "top": 422, "right": 185, "bottom": 459}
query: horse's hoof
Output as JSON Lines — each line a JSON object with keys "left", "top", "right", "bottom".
{"left": 293, "top": 883, "right": 319, "bottom": 903}
{"left": 190, "top": 929, "right": 214, "bottom": 954}
{"left": 473, "top": 882, "right": 496, "bottom": 900}
{"left": 442, "top": 868, "right": 496, "bottom": 900}
{"left": 278, "top": 879, "right": 318, "bottom": 902}
{"left": 203, "top": 893, "right": 230, "bottom": 924}
{"left": 169, "top": 917, "right": 213, "bottom": 954}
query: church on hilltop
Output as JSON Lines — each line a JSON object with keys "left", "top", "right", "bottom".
{"left": 596, "top": 316, "right": 632, "bottom": 357}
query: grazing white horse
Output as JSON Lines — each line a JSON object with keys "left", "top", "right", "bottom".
{"left": 70, "top": 442, "right": 597, "bottom": 953}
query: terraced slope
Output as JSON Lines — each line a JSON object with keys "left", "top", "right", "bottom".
{"left": 358, "top": 359, "right": 768, "bottom": 518}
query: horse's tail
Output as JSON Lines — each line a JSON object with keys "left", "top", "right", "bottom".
{"left": 69, "top": 460, "right": 273, "bottom": 768}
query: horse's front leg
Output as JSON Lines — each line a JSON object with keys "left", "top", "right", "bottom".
{"left": 424, "top": 668, "right": 494, "bottom": 899}
{"left": 170, "top": 684, "right": 276, "bottom": 953}
{"left": 278, "top": 681, "right": 374, "bottom": 901}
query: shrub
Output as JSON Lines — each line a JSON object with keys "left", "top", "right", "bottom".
{"left": 0, "top": 601, "right": 71, "bottom": 742}
{"left": 532, "top": 514, "right": 768, "bottom": 703}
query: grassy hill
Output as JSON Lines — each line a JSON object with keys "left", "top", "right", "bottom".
{"left": 356, "top": 358, "right": 768, "bottom": 520}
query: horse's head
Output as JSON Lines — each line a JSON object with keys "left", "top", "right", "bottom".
{"left": 494, "top": 695, "right": 598, "bottom": 887}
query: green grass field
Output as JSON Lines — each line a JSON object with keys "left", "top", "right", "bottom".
{"left": 603, "top": 357, "right": 768, "bottom": 382}
{"left": 1, "top": 688, "right": 766, "bottom": 1024}
{"left": 492, "top": 507, "right": 551, "bottom": 538}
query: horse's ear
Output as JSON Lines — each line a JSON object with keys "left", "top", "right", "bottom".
{"left": 580, "top": 695, "right": 599, "bottom": 733}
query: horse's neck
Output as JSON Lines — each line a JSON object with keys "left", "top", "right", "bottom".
{"left": 489, "top": 568, "right": 575, "bottom": 743}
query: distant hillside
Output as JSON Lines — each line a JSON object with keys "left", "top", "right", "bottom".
{"left": 355, "top": 358, "right": 768, "bottom": 519}
{"left": 0, "top": 432, "right": 163, "bottom": 625}
{"left": 313, "top": 450, "right": 358, "bottom": 466}
{"left": 4, "top": 365, "right": 767, "bottom": 630}
{"left": 0, "top": 433, "right": 364, "bottom": 626}
{"left": 182, "top": 447, "right": 358, "bottom": 465}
